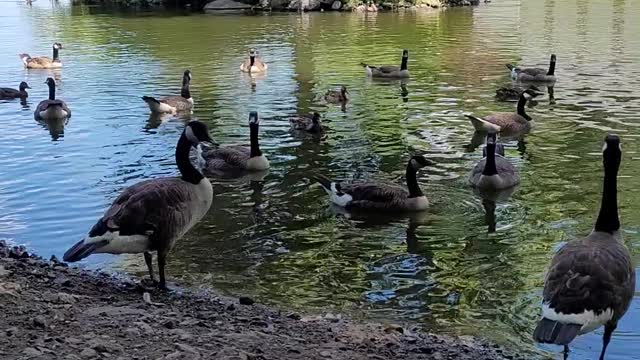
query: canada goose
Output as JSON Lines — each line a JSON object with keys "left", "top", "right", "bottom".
{"left": 289, "top": 112, "right": 323, "bottom": 134}
{"left": 0, "top": 82, "right": 30, "bottom": 99}
{"left": 240, "top": 49, "right": 268, "bottom": 73}
{"left": 495, "top": 84, "right": 540, "bottom": 102}
{"left": 63, "top": 121, "right": 215, "bottom": 290}
{"left": 361, "top": 50, "right": 410, "bottom": 79}
{"left": 19, "top": 42, "right": 63, "bottom": 69}
{"left": 469, "top": 133, "right": 519, "bottom": 190}
{"left": 533, "top": 134, "right": 634, "bottom": 360}
{"left": 142, "top": 70, "right": 193, "bottom": 114}
{"left": 314, "top": 155, "right": 433, "bottom": 212}
{"left": 507, "top": 54, "right": 557, "bottom": 82}
{"left": 202, "top": 111, "right": 269, "bottom": 176}
{"left": 34, "top": 78, "right": 71, "bottom": 121}
{"left": 465, "top": 88, "right": 542, "bottom": 135}
{"left": 324, "top": 86, "right": 349, "bottom": 104}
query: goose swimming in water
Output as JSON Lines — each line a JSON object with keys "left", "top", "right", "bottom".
{"left": 469, "top": 133, "right": 519, "bottom": 191}
{"left": 361, "top": 49, "right": 410, "bottom": 79}
{"left": 34, "top": 78, "right": 71, "bottom": 121}
{"left": 63, "top": 121, "right": 215, "bottom": 290}
{"left": 465, "top": 88, "right": 542, "bottom": 136}
{"left": 289, "top": 112, "right": 323, "bottom": 134}
{"left": 533, "top": 134, "right": 634, "bottom": 360}
{"left": 506, "top": 54, "right": 557, "bottom": 83}
{"left": 314, "top": 155, "right": 433, "bottom": 212}
{"left": 240, "top": 49, "right": 268, "bottom": 73}
{"left": 142, "top": 70, "right": 193, "bottom": 114}
{"left": 19, "top": 42, "right": 63, "bottom": 69}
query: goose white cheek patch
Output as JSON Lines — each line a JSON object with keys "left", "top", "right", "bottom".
{"left": 185, "top": 126, "right": 198, "bottom": 143}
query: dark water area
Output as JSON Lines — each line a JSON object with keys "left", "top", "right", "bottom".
{"left": 1, "top": 0, "right": 640, "bottom": 358}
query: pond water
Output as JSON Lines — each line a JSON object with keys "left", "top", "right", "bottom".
{"left": 1, "top": 0, "right": 640, "bottom": 358}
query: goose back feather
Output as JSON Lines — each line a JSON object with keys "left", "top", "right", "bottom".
{"left": 19, "top": 43, "right": 63, "bottom": 69}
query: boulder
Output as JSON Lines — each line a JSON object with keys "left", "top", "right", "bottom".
{"left": 204, "top": 0, "right": 253, "bottom": 11}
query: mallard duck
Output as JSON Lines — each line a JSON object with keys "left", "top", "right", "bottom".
{"left": 361, "top": 49, "right": 410, "bottom": 79}
{"left": 534, "top": 134, "right": 634, "bottom": 360}
{"left": 34, "top": 78, "right": 70, "bottom": 121}
{"left": 506, "top": 54, "right": 556, "bottom": 82}
{"left": 0, "top": 82, "right": 30, "bottom": 99}
{"left": 142, "top": 70, "right": 193, "bottom": 114}
{"left": 469, "top": 133, "right": 519, "bottom": 190}
{"left": 314, "top": 155, "right": 433, "bottom": 212}
{"left": 465, "top": 88, "right": 542, "bottom": 136}
{"left": 495, "top": 84, "right": 540, "bottom": 102}
{"left": 19, "top": 43, "right": 63, "bottom": 69}
{"left": 324, "top": 86, "right": 348, "bottom": 103}
{"left": 240, "top": 49, "right": 268, "bottom": 73}
{"left": 289, "top": 112, "right": 323, "bottom": 134}
{"left": 202, "top": 111, "right": 269, "bottom": 175}
{"left": 63, "top": 121, "right": 214, "bottom": 290}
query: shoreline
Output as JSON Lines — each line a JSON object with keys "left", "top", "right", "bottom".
{"left": 0, "top": 240, "right": 517, "bottom": 359}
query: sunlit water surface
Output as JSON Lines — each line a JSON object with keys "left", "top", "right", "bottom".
{"left": 1, "top": 0, "right": 640, "bottom": 358}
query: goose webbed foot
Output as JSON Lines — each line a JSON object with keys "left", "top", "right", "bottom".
{"left": 563, "top": 345, "right": 569, "bottom": 360}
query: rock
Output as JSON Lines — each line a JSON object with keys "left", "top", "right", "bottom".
{"left": 80, "top": 348, "right": 98, "bottom": 358}
{"left": 238, "top": 296, "right": 255, "bottom": 305}
{"left": 5, "top": 326, "right": 18, "bottom": 336}
{"left": 287, "top": 0, "right": 322, "bottom": 11}
{"left": 23, "top": 347, "right": 42, "bottom": 357}
{"left": 286, "top": 312, "right": 301, "bottom": 320}
{"left": 134, "top": 321, "right": 154, "bottom": 334}
{"left": 331, "top": 0, "right": 341, "bottom": 9}
{"left": 54, "top": 276, "right": 72, "bottom": 287}
{"left": 85, "top": 305, "right": 145, "bottom": 317}
{"left": 0, "top": 265, "right": 11, "bottom": 277}
{"left": 124, "top": 327, "right": 141, "bottom": 337}
{"left": 163, "top": 319, "right": 179, "bottom": 329}
{"left": 33, "top": 316, "right": 47, "bottom": 328}
{"left": 204, "top": 0, "right": 252, "bottom": 11}
{"left": 175, "top": 343, "right": 199, "bottom": 354}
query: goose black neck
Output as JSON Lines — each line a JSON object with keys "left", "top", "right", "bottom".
{"left": 406, "top": 163, "right": 423, "bottom": 198}
{"left": 547, "top": 59, "right": 556, "bottom": 76}
{"left": 482, "top": 143, "right": 498, "bottom": 176}
{"left": 517, "top": 94, "right": 531, "bottom": 120}
{"left": 250, "top": 123, "right": 262, "bottom": 157}
{"left": 48, "top": 83, "right": 55, "bottom": 100}
{"left": 180, "top": 85, "right": 191, "bottom": 99}
{"left": 594, "top": 164, "right": 620, "bottom": 234}
{"left": 401, "top": 56, "right": 408, "bottom": 71}
{"left": 53, "top": 48, "right": 59, "bottom": 61}
{"left": 176, "top": 133, "right": 203, "bottom": 184}
{"left": 250, "top": 56, "right": 255, "bottom": 67}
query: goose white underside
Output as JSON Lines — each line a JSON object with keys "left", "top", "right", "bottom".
{"left": 39, "top": 107, "right": 68, "bottom": 120}
{"left": 364, "top": 66, "right": 373, "bottom": 77}
{"left": 246, "top": 155, "right": 270, "bottom": 171}
{"left": 149, "top": 101, "right": 176, "bottom": 114}
{"left": 405, "top": 196, "right": 429, "bottom": 211}
{"left": 326, "top": 183, "right": 353, "bottom": 207}
{"left": 84, "top": 231, "right": 151, "bottom": 255}
{"left": 541, "top": 303, "right": 613, "bottom": 335}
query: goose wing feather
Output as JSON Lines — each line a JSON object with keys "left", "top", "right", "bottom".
{"left": 543, "top": 233, "right": 635, "bottom": 320}
{"left": 520, "top": 67, "right": 547, "bottom": 77}
{"left": 342, "top": 182, "right": 409, "bottom": 202}
{"left": 160, "top": 96, "right": 192, "bottom": 111}
{"left": 483, "top": 112, "right": 528, "bottom": 132}
{"left": 203, "top": 145, "right": 250, "bottom": 170}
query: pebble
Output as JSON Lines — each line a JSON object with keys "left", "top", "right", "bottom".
{"left": 175, "top": 343, "right": 198, "bottom": 354}
{"left": 239, "top": 296, "right": 255, "bottom": 306}
{"left": 23, "top": 347, "right": 42, "bottom": 357}
{"left": 32, "top": 316, "right": 47, "bottom": 328}
{"left": 80, "top": 348, "right": 98, "bottom": 358}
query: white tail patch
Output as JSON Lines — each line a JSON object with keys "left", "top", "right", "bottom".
{"left": 246, "top": 155, "right": 270, "bottom": 171}
{"left": 86, "top": 231, "right": 151, "bottom": 255}
{"left": 329, "top": 183, "right": 353, "bottom": 207}
{"left": 541, "top": 303, "right": 613, "bottom": 335}
{"left": 39, "top": 107, "right": 68, "bottom": 120}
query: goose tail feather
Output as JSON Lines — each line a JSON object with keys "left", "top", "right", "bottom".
{"left": 313, "top": 174, "right": 334, "bottom": 194}
{"left": 465, "top": 114, "right": 500, "bottom": 133}
{"left": 63, "top": 238, "right": 108, "bottom": 263}
{"left": 533, "top": 318, "right": 581, "bottom": 345}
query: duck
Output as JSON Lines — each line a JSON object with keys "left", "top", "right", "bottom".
{"left": 63, "top": 121, "right": 215, "bottom": 290}
{"left": 289, "top": 112, "right": 323, "bottom": 134}
{"left": 469, "top": 133, "right": 519, "bottom": 190}
{"left": 361, "top": 49, "right": 410, "bottom": 79}
{"left": 506, "top": 54, "right": 556, "bottom": 82}
{"left": 19, "top": 42, "right": 63, "bottom": 69}
{"left": 142, "top": 70, "right": 193, "bottom": 114}
{"left": 495, "top": 84, "right": 540, "bottom": 102}
{"left": 0, "top": 82, "right": 30, "bottom": 99}
{"left": 240, "top": 49, "right": 268, "bottom": 73}
{"left": 314, "top": 155, "right": 433, "bottom": 212}
{"left": 324, "top": 86, "right": 349, "bottom": 104}
{"left": 465, "top": 88, "right": 542, "bottom": 136}
{"left": 533, "top": 134, "right": 634, "bottom": 360}
{"left": 34, "top": 78, "right": 71, "bottom": 121}
{"left": 202, "top": 111, "right": 269, "bottom": 175}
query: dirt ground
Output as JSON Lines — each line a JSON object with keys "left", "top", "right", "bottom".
{"left": 0, "top": 240, "right": 518, "bottom": 360}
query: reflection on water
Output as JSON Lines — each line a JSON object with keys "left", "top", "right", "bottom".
{"left": 1, "top": 0, "right": 640, "bottom": 358}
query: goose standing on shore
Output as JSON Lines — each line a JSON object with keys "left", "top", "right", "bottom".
{"left": 533, "top": 134, "right": 634, "bottom": 360}
{"left": 240, "top": 49, "right": 268, "bottom": 73}
{"left": 465, "top": 88, "right": 542, "bottom": 136}
{"left": 361, "top": 49, "right": 410, "bottom": 79}
{"left": 314, "top": 155, "right": 433, "bottom": 212}
{"left": 469, "top": 133, "right": 519, "bottom": 190}
{"left": 142, "top": 70, "right": 193, "bottom": 114}
{"left": 507, "top": 54, "right": 557, "bottom": 82}
{"left": 202, "top": 111, "right": 269, "bottom": 176}
{"left": 290, "top": 112, "right": 323, "bottom": 134}
{"left": 34, "top": 78, "right": 71, "bottom": 121}
{"left": 63, "top": 121, "right": 215, "bottom": 290}
{"left": 19, "top": 42, "right": 63, "bottom": 69}
{"left": 0, "top": 82, "right": 30, "bottom": 100}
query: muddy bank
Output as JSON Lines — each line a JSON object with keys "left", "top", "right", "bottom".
{"left": 0, "top": 241, "right": 516, "bottom": 360}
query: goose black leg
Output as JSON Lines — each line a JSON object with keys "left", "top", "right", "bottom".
{"left": 143, "top": 252, "right": 155, "bottom": 282}
{"left": 563, "top": 345, "right": 569, "bottom": 360}
{"left": 599, "top": 323, "right": 616, "bottom": 360}
{"left": 157, "top": 251, "right": 168, "bottom": 290}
